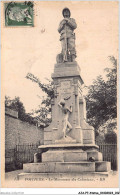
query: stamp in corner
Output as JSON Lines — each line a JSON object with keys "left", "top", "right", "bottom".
{"left": 4, "top": 1, "right": 34, "bottom": 27}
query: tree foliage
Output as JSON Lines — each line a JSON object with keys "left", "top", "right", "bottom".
{"left": 105, "top": 131, "right": 117, "bottom": 144}
{"left": 5, "top": 96, "right": 36, "bottom": 125}
{"left": 26, "top": 73, "right": 54, "bottom": 99}
{"left": 26, "top": 73, "right": 54, "bottom": 127}
{"left": 86, "top": 56, "right": 117, "bottom": 132}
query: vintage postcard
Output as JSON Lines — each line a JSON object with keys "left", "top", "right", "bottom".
{"left": 1, "top": 1, "right": 119, "bottom": 188}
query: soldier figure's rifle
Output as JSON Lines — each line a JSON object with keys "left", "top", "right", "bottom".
{"left": 64, "top": 23, "right": 68, "bottom": 62}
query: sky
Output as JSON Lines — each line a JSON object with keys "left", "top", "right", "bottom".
{"left": 2, "top": 1, "right": 118, "bottom": 113}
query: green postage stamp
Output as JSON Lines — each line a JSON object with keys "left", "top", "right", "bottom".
{"left": 5, "top": 1, "right": 34, "bottom": 26}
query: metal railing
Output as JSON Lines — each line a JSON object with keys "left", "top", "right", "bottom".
{"left": 5, "top": 142, "right": 117, "bottom": 171}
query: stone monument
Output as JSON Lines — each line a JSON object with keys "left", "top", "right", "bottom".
{"left": 18, "top": 8, "right": 111, "bottom": 179}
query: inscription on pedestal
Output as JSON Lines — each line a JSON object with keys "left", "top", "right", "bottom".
{"left": 59, "top": 80, "right": 72, "bottom": 99}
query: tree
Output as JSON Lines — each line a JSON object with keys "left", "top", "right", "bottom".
{"left": 5, "top": 96, "right": 36, "bottom": 125}
{"left": 86, "top": 56, "right": 117, "bottom": 134}
{"left": 97, "top": 118, "right": 117, "bottom": 134}
{"left": 105, "top": 131, "right": 117, "bottom": 144}
{"left": 26, "top": 73, "right": 54, "bottom": 127}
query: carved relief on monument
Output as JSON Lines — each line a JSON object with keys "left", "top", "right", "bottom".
{"left": 57, "top": 79, "right": 72, "bottom": 100}
{"left": 60, "top": 81, "right": 71, "bottom": 98}
{"left": 58, "top": 99, "right": 72, "bottom": 138}
{"left": 55, "top": 97, "right": 76, "bottom": 143}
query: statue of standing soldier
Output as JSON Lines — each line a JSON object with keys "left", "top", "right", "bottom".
{"left": 57, "top": 8, "right": 77, "bottom": 63}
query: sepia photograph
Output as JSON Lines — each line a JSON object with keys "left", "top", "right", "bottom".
{"left": 1, "top": 1, "right": 119, "bottom": 188}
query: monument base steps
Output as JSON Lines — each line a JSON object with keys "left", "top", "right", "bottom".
{"left": 41, "top": 149, "right": 103, "bottom": 162}
{"left": 23, "top": 160, "right": 110, "bottom": 173}
{"left": 42, "top": 150, "right": 87, "bottom": 162}
{"left": 23, "top": 162, "right": 95, "bottom": 173}
{"left": 18, "top": 145, "right": 111, "bottom": 179}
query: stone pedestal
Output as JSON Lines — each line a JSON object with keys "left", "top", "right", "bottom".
{"left": 18, "top": 145, "right": 111, "bottom": 180}
{"left": 44, "top": 62, "right": 95, "bottom": 145}
{"left": 18, "top": 62, "right": 111, "bottom": 180}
